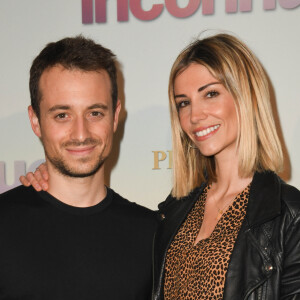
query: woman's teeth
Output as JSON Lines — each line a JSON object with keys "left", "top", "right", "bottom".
{"left": 195, "top": 125, "right": 220, "bottom": 137}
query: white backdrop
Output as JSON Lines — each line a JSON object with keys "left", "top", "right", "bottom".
{"left": 0, "top": 0, "right": 299, "bottom": 209}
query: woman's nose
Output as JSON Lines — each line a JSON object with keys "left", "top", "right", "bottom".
{"left": 190, "top": 102, "right": 208, "bottom": 124}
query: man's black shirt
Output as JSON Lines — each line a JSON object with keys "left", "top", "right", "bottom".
{"left": 0, "top": 186, "right": 158, "bottom": 299}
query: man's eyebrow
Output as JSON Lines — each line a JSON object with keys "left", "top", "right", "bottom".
{"left": 48, "top": 105, "right": 70, "bottom": 112}
{"left": 48, "top": 103, "right": 109, "bottom": 113}
{"left": 174, "top": 81, "right": 221, "bottom": 99}
{"left": 88, "top": 103, "right": 108, "bottom": 110}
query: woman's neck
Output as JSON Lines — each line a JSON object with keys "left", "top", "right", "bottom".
{"left": 212, "top": 151, "right": 253, "bottom": 196}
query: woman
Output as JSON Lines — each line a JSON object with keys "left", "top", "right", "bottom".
{"left": 21, "top": 34, "right": 300, "bottom": 299}
{"left": 152, "top": 33, "right": 300, "bottom": 299}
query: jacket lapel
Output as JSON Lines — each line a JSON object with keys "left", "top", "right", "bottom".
{"left": 153, "top": 183, "right": 205, "bottom": 299}
{"left": 153, "top": 171, "right": 282, "bottom": 300}
{"left": 224, "top": 171, "right": 282, "bottom": 299}
{"left": 245, "top": 171, "right": 281, "bottom": 228}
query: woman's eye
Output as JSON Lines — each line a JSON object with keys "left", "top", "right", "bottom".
{"left": 206, "top": 90, "right": 219, "bottom": 98}
{"left": 176, "top": 100, "right": 189, "bottom": 109}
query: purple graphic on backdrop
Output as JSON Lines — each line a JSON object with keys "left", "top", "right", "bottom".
{"left": 82, "top": 0, "right": 300, "bottom": 24}
{"left": 0, "top": 160, "right": 44, "bottom": 193}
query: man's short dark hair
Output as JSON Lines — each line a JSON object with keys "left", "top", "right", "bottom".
{"left": 30, "top": 35, "right": 118, "bottom": 118}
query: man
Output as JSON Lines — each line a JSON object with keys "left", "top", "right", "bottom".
{"left": 0, "top": 36, "right": 158, "bottom": 299}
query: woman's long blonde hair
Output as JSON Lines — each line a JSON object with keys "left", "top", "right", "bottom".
{"left": 169, "top": 33, "right": 283, "bottom": 198}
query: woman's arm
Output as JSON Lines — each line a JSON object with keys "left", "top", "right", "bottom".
{"left": 19, "top": 163, "right": 49, "bottom": 191}
{"left": 280, "top": 184, "right": 300, "bottom": 299}
{"left": 281, "top": 213, "right": 300, "bottom": 299}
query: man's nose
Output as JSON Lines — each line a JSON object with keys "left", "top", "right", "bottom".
{"left": 70, "top": 117, "right": 90, "bottom": 141}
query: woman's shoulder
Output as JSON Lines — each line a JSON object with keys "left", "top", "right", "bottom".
{"left": 261, "top": 171, "right": 300, "bottom": 220}
{"left": 251, "top": 171, "right": 300, "bottom": 219}
{"left": 158, "top": 183, "right": 206, "bottom": 215}
{"left": 280, "top": 180, "right": 300, "bottom": 217}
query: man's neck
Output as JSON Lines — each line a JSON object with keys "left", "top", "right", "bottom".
{"left": 46, "top": 165, "right": 106, "bottom": 208}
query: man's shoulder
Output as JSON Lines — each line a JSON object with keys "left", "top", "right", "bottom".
{"left": 108, "top": 187, "right": 159, "bottom": 222}
{"left": 1, "top": 185, "right": 36, "bottom": 200}
{"left": 0, "top": 185, "right": 39, "bottom": 208}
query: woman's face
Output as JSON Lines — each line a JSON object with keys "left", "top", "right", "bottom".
{"left": 174, "top": 63, "right": 238, "bottom": 158}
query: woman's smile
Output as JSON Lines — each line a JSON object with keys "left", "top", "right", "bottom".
{"left": 174, "top": 63, "right": 238, "bottom": 157}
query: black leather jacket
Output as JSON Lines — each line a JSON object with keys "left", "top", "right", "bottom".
{"left": 152, "top": 171, "right": 300, "bottom": 299}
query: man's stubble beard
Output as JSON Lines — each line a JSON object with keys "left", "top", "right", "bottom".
{"left": 43, "top": 138, "right": 109, "bottom": 178}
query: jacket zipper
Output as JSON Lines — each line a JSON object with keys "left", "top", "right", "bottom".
{"left": 243, "top": 230, "right": 273, "bottom": 299}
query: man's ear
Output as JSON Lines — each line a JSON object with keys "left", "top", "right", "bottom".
{"left": 28, "top": 106, "right": 42, "bottom": 138}
{"left": 113, "top": 100, "right": 121, "bottom": 133}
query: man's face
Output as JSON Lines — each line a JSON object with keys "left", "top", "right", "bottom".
{"left": 29, "top": 65, "right": 120, "bottom": 178}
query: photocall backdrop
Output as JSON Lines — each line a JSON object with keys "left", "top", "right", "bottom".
{"left": 0, "top": 0, "right": 299, "bottom": 209}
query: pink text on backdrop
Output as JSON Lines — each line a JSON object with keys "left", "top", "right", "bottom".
{"left": 82, "top": 0, "right": 300, "bottom": 23}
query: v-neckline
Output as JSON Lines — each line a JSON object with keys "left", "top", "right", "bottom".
{"left": 193, "top": 185, "right": 248, "bottom": 247}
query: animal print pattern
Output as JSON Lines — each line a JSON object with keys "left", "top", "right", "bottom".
{"left": 164, "top": 184, "right": 250, "bottom": 300}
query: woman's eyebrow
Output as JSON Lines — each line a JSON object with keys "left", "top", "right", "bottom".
{"left": 174, "top": 81, "right": 221, "bottom": 99}
{"left": 198, "top": 81, "right": 220, "bottom": 92}
{"left": 174, "top": 94, "right": 186, "bottom": 99}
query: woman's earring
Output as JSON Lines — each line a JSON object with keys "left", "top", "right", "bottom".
{"left": 188, "top": 142, "right": 198, "bottom": 149}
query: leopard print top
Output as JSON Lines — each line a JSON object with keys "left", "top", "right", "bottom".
{"left": 164, "top": 184, "right": 250, "bottom": 300}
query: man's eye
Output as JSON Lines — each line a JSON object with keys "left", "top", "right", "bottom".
{"left": 206, "top": 90, "right": 219, "bottom": 98}
{"left": 90, "top": 111, "right": 103, "bottom": 117}
{"left": 55, "top": 113, "right": 67, "bottom": 119}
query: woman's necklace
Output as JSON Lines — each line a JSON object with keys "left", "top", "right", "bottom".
{"left": 209, "top": 181, "right": 252, "bottom": 220}
{"left": 209, "top": 186, "right": 237, "bottom": 220}
{"left": 216, "top": 196, "right": 237, "bottom": 220}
